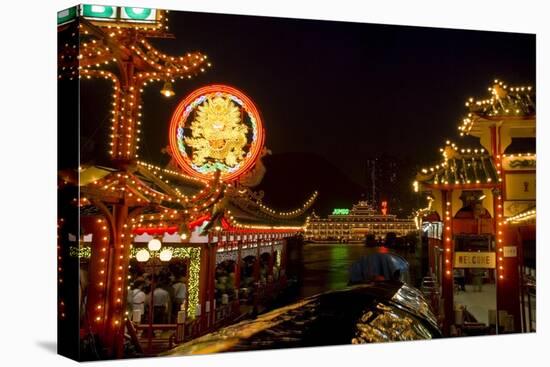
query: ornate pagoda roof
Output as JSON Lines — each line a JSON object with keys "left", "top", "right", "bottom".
{"left": 63, "top": 160, "right": 316, "bottom": 233}
{"left": 459, "top": 80, "right": 535, "bottom": 136}
{"left": 415, "top": 144, "right": 498, "bottom": 187}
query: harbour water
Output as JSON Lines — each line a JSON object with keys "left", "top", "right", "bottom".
{"left": 287, "top": 242, "right": 420, "bottom": 299}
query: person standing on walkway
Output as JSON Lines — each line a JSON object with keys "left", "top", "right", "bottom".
{"left": 172, "top": 276, "right": 187, "bottom": 323}
{"left": 128, "top": 279, "right": 146, "bottom": 323}
{"left": 152, "top": 281, "right": 171, "bottom": 323}
{"left": 472, "top": 268, "right": 484, "bottom": 292}
{"left": 454, "top": 268, "right": 466, "bottom": 291}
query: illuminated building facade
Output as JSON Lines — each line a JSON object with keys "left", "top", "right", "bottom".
{"left": 305, "top": 201, "right": 416, "bottom": 242}
{"left": 413, "top": 80, "right": 535, "bottom": 336}
{"left": 57, "top": 6, "right": 317, "bottom": 359}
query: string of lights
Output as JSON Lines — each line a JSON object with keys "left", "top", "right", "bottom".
{"left": 459, "top": 80, "right": 535, "bottom": 136}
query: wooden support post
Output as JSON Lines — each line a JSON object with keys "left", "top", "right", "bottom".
{"left": 442, "top": 190, "right": 454, "bottom": 336}
{"left": 268, "top": 237, "right": 275, "bottom": 279}
{"left": 82, "top": 216, "right": 110, "bottom": 342}
{"left": 104, "top": 203, "right": 131, "bottom": 358}
{"left": 198, "top": 243, "right": 210, "bottom": 332}
{"left": 498, "top": 223, "right": 521, "bottom": 332}
{"left": 206, "top": 233, "right": 217, "bottom": 329}
{"left": 253, "top": 236, "right": 261, "bottom": 282}
{"left": 234, "top": 238, "right": 241, "bottom": 298}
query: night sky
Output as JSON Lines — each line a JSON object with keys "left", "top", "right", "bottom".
{"left": 81, "top": 9, "right": 535, "bottom": 214}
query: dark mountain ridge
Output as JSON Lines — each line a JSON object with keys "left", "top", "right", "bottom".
{"left": 255, "top": 152, "right": 368, "bottom": 217}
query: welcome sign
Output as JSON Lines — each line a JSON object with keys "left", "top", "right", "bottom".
{"left": 454, "top": 251, "right": 496, "bottom": 268}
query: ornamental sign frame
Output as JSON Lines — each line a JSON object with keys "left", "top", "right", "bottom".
{"left": 58, "top": 5, "right": 163, "bottom": 27}
{"left": 169, "top": 84, "right": 266, "bottom": 182}
{"left": 502, "top": 155, "right": 536, "bottom": 171}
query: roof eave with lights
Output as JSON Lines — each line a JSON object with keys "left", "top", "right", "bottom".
{"left": 458, "top": 80, "right": 535, "bottom": 137}
{"left": 505, "top": 207, "right": 536, "bottom": 225}
{"left": 414, "top": 143, "right": 498, "bottom": 189}
{"left": 70, "top": 162, "right": 315, "bottom": 233}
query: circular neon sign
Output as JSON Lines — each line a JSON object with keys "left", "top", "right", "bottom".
{"left": 169, "top": 85, "right": 265, "bottom": 181}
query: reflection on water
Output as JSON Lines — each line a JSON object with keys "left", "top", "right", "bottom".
{"left": 295, "top": 243, "right": 415, "bottom": 299}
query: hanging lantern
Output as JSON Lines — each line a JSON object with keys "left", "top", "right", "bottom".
{"left": 159, "top": 249, "right": 173, "bottom": 262}
{"left": 160, "top": 81, "right": 175, "bottom": 97}
{"left": 148, "top": 238, "right": 162, "bottom": 251}
{"left": 136, "top": 249, "right": 150, "bottom": 263}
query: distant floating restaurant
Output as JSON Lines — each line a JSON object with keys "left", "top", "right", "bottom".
{"left": 305, "top": 201, "right": 416, "bottom": 243}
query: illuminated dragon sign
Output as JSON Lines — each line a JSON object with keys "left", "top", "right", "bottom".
{"left": 169, "top": 85, "right": 265, "bottom": 181}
